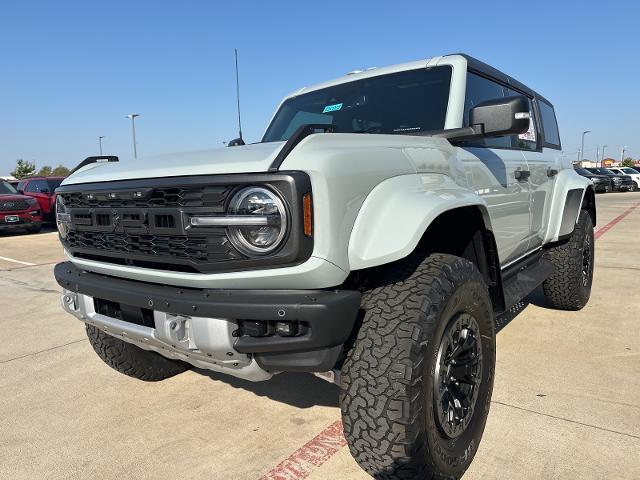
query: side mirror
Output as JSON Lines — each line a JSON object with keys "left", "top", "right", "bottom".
{"left": 469, "top": 95, "right": 530, "bottom": 137}
{"left": 228, "top": 137, "right": 245, "bottom": 147}
{"left": 434, "top": 95, "right": 531, "bottom": 144}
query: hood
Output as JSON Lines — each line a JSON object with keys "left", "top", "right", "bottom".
{"left": 62, "top": 141, "right": 286, "bottom": 186}
{"left": 0, "top": 193, "right": 32, "bottom": 201}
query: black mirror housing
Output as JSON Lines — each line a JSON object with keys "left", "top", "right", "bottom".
{"left": 469, "top": 95, "right": 530, "bottom": 137}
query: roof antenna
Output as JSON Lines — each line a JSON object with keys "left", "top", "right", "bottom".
{"left": 228, "top": 48, "right": 245, "bottom": 147}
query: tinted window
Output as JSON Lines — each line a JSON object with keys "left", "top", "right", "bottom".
{"left": 463, "top": 73, "right": 539, "bottom": 151}
{"left": 0, "top": 180, "right": 19, "bottom": 194}
{"left": 538, "top": 100, "right": 561, "bottom": 148}
{"left": 462, "top": 73, "right": 510, "bottom": 148}
{"left": 25, "top": 180, "right": 49, "bottom": 193}
{"left": 505, "top": 86, "right": 537, "bottom": 151}
{"left": 263, "top": 66, "right": 452, "bottom": 142}
{"left": 574, "top": 168, "right": 591, "bottom": 175}
{"left": 47, "top": 179, "right": 64, "bottom": 190}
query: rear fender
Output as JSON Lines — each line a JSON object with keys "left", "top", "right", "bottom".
{"left": 543, "top": 169, "right": 593, "bottom": 243}
{"left": 348, "top": 174, "right": 492, "bottom": 270}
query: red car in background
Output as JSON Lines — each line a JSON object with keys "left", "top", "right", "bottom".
{"left": 0, "top": 179, "right": 43, "bottom": 233}
{"left": 16, "top": 177, "right": 65, "bottom": 222}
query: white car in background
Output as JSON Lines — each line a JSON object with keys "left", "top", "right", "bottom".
{"left": 608, "top": 167, "right": 640, "bottom": 190}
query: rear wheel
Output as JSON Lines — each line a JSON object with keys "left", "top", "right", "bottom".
{"left": 542, "top": 210, "right": 594, "bottom": 310}
{"left": 340, "top": 253, "right": 495, "bottom": 480}
{"left": 86, "top": 325, "right": 191, "bottom": 381}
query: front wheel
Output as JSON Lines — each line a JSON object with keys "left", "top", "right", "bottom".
{"left": 86, "top": 325, "right": 191, "bottom": 381}
{"left": 340, "top": 253, "right": 495, "bottom": 480}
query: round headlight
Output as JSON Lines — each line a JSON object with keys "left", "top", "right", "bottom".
{"left": 227, "top": 187, "right": 287, "bottom": 255}
{"left": 56, "top": 195, "right": 71, "bottom": 239}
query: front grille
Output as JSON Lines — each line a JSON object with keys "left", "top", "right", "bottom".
{"left": 0, "top": 200, "right": 29, "bottom": 211}
{"left": 56, "top": 173, "right": 313, "bottom": 273}
{"left": 66, "top": 230, "right": 241, "bottom": 261}
{"left": 60, "top": 185, "right": 232, "bottom": 209}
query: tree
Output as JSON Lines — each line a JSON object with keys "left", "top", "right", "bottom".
{"left": 10, "top": 159, "right": 36, "bottom": 179}
{"left": 37, "top": 165, "right": 53, "bottom": 176}
{"left": 51, "top": 165, "right": 70, "bottom": 176}
{"left": 621, "top": 158, "right": 636, "bottom": 168}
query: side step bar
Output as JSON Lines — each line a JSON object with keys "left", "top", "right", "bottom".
{"left": 501, "top": 253, "right": 555, "bottom": 311}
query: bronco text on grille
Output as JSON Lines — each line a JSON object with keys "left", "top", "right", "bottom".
{"left": 55, "top": 173, "right": 313, "bottom": 273}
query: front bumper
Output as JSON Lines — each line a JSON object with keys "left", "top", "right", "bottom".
{"left": 592, "top": 181, "right": 611, "bottom": 193}
{"left": 54, "top": 262, "right": 361, "bottom": 381}
{"left": 0, "top": 209, "right": 42, "bottom": 229}
{"left": 612, "top": 180, "right": 634, "bottom": 191}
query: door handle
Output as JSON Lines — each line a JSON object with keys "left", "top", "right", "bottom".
{"left": 514, "top": 169, "right": 531, "bottom": 181}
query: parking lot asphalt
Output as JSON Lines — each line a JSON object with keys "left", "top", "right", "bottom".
{"left": 1, "top": 193, "right": 639, "bottom": 480}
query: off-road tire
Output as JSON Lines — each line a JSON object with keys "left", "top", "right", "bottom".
{"left": 542, "top": 209, "right": 594, "bottom": 310}
{"left": 340, "top": 253, "right": 495, "bottom": 480}
{"left": 86, "top": 325, "right": 191, "bottom": 381}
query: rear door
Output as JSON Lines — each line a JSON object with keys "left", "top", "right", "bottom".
{"left": 457, "top": 72, "right": 531, "bottom": 266}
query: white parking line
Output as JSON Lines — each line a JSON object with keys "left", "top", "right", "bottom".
{"left": 0, "top": 255, "right": 36, "bottom": 266}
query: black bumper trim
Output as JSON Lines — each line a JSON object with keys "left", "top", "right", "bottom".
{"left": 54, "top": 262, "right": 361, "bottom": 357}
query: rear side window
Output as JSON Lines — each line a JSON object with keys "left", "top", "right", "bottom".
{"left": 538, "top": 100, "right": 561, "bottom": 149}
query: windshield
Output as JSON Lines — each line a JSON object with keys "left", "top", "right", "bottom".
{"left": 575, "top": 168, "right": 591, "bottom": 175}
{"left": 621, "top": 167, "right": 639, "bottom": 174}
{"left": 0, "top": 180, "right": 19, "bottom": 194}
{"left": 588, "top": 168, "right": 614, "bottom": 176}
{"left": 262, "top": 66, "right": 452, "bottom": 142}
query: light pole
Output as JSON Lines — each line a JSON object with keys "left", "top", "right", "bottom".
{"left": 601, "top": 145, "right": 607, "bottom": 167}
{"left": 620, "top": 146, "right": 627, "bottom": 164}
{"left": 98, "top": 136, "right": 105, "bottom": 155}
{"left": 580, "top": 130, "right": 591, "bottom": 164}
{"left": 126, "top": 114, "right": 140, "bottom": 159}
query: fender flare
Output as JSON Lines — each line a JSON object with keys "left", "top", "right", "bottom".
{"left": 543, "top": 169, "right": 593, "bottom": 243}
{"left": 348, "top": 174, "right": 492, "bottom": 270}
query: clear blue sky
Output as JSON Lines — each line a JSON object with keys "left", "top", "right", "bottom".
{"left": 1, "top": 0, "right": 638, "bottom": 175}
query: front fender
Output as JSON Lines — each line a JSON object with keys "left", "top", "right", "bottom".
{"left": 348, "top": 174, "right": 491, "bottom": 270}
{"left": 543, "top": 169, "right": 592, "bottom": 243}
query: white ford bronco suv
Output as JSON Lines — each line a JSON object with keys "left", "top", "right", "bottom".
{"left": 55, "top": 54, "right": 595, "bottom": 479}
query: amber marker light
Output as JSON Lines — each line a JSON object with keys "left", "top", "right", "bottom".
{"left": 303, "top": 193, "right": 313, "bottom": 237}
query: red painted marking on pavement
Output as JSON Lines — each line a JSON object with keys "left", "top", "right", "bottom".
{"left": 594, "top": 202, "right": 640, "bottom": 240}
{"left": 258, "top": 420, "right": 347, "bottom": 480}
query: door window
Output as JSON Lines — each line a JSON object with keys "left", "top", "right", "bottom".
{"left": 463, "top": 73, "right": 538, "bottom": 151}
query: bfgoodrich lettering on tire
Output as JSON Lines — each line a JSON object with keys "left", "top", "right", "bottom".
{"left": 340, "top": 253, "right": 495, "bottom": 479}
